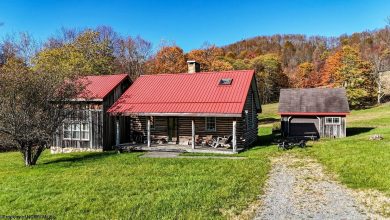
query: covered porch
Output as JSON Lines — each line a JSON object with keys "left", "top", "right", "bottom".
{"left": 114, "top": 115, "right": 243, "bottom": 154}
{"left": 116, "top": 143, "right": 244, "bottom": 154}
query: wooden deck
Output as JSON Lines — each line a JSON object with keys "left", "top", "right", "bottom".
{"left": 117, "top": 143, "right": 244, "bottom": 155}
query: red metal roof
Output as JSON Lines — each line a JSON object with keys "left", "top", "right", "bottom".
{"left": 108, "top": 70, "right": 256, "bottom": 117}
{"left": 78, "top": 74, "right": 128, "bottom": 100}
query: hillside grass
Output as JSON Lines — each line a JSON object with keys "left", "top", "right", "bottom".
{"left": 258, "top": 102, "right": 280, "bottom": 127}
{"left": 0, "top": 140, "right": 276, "bottom": 219}
{"left": 0, "top": 102, "right": 389, "bottom": 218}
{"left": 271, "top": 103, "right": 390, "bottom": 196}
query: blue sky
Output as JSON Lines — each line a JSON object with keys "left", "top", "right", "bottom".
{"left": 0, "top": 0, "right": 389, "bottom": 51}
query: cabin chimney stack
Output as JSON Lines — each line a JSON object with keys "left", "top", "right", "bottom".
{"left": 187, "top": 60, "right": 200, "bottom": 73}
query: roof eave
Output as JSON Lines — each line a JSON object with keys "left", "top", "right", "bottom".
{"left": 67, "top": 98, "right": 103, "bottom": 102}
{"left": 109, "top": 112, "right": 242, "bottom": 118}
{"left": 279, "top": 112, "right": 350, "bottom": 116}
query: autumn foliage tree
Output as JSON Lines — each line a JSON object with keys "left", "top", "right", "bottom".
{"left": 147, "top": 46, "right": 187, "bottom": 74}
{"left": 294, "top": 62, "right": 321, "bottom": 88}
{"left": 0, "top": 36, "right": 83, "bottom": 166}
{"left": 33, "top": 30, "right": 116, "bottom": 77}
{"left": 320, "top": 50, "right": 343, "bottom": 86}
{"left": 251, "top": 54, "right": 288, "bottom": 103}
{"left": 320, "top": 46, "right": 375, "bottom": 108}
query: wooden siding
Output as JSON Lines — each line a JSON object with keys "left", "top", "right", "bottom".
{"left": 52, "top": 77, "right": 131, "bottom": 151}
{"left": 241, "top": 86, "right": 259, "bottom": 147}
{"left": 122, "top": 77, "right": 260, "bottom": 148}
{"left": 126, "top": 116, "right": 246, "bottom": 146}
{"left": 281, "top": 115, "right": 346, "bottom": 138}
{"left": 53, "top": 108, "right": 103, "bottom": 149}
{"left": 102, "top": 78, "right": 131, "bottom": 150}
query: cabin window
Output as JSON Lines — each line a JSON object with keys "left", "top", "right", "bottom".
{"left": 63, "top": 122, "right": 90, "bottom": 141}
{"left": 63, "top": 123, "right": 72, "bottom": 140}
{"left": 81, "top": 123, "right": 90, "bottom": 140}
{"left": 205, "top": 117, "right": 216, "bottom": 131}
{"left": 219, "top": 78, "right": 233, "bottom": 85}
{"left": 325, "top": 117, "right": 341, "bottom": 125}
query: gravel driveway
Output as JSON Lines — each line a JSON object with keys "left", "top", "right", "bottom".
{"left": 254, "top": 154, "right": 369, "bottom": 220}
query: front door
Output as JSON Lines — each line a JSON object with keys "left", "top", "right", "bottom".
{"left": 167, "top": 117, "right": 178, "bottom": 143}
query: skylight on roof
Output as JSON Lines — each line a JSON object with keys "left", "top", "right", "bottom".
{"left": 219, "top": 78, "right": 233, "bottom": 85}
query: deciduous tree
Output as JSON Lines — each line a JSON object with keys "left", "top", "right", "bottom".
{"left": 147, "top": 46, "right": 187, "bottom": 74}
{"left": 251, "top": 54, "right": 288, "bottom": 103}
{"left": 34, "top": 30, "right": 116, "bottom": 76}
{"left": 0, "top": 61, "right": 83, "bottom": 166}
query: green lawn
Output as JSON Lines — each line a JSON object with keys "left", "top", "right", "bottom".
{"left": 258, "top": 102, "right": 280, "bottom": 126}
{"left": 294, "top": 103, "right": 390, "bottom": 196}
{"left": 0, "top": 144, "right": 276, "bottom": 219}
{"left": 0, "top": 103, "right": 389, "bottom": 219}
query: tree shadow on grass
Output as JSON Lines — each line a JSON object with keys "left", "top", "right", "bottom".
{"left": 347, "top": 127, "right": 375, "bottom": 137}
{"left": 259, "top": 117, "right": 279, "bottom": 124}
{"left": 244, "top": 133, "right": 276, "bottom": 152}
{"left": 42, "top": 151, "right": 116, "bottom": 165}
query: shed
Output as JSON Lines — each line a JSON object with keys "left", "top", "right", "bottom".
{"left": 278, "top": 88, "right": 350, "bottom": 139}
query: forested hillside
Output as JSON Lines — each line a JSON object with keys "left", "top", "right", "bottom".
{"left": 1, "top": 25, "right": 390, "bottom": 108}
{"left": 147, "top": 28, "right": 390, "bottom": 108}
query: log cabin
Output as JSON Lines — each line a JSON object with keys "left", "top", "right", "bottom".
{"left": 108, "top": 61, "right": 261, "bottom": 153}
{"left": 51, "top": 74, "right": 131, "bottom": 153}
{"left": 278, "top": 88, "right": 350, "bottom": 139}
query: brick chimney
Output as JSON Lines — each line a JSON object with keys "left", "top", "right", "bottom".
{"left": 187, "top": 60, "right": 200, "bottom": 73}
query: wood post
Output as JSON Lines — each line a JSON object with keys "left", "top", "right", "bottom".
{"left": 89, "top": 110, "right": 93, "bottom": 148}
{"left": 232, "top": 120, "right": 237, "bottom": 153}
{"left": 115, "top": 117, "right": 120, "bottom": 146}
{"left": 344, "top": 117, "right": 347, "bottom": 137}
{"left": 147, "top": 117, "right": 151, "bottom": 147}
{"left": 191, "top": 119, "right": 195, "bottom": 150}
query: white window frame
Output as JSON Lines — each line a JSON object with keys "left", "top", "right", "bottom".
{"left": 81, "top": 122, "right": 90, "bottom": 141}
{"left": 205, "top": 117, "right": 216, "bottom": 132}
{"left": 63, "top": 121, "right": 90, "bottom": 141}
{"left": 324, "top": 117, "right": 341, "bottom": 125}
{"left": 63, "top": 123, "right": 72, "bottom": 140}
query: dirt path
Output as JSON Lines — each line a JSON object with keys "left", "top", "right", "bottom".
{"left": 254, "top": 154, "right": 373, "bottom": 220}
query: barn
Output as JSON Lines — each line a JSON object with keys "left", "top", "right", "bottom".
{"left": 51, "top": 74, "right": 131, "bottom": 153}
{"left": 278, "top": 88, "right": 350, "bottom": 139}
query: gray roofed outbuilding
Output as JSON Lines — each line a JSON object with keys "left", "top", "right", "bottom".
{"left": 278, "top": 88, "right": 350, "bottom": 113}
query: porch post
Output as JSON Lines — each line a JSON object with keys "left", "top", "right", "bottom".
{"left": 191, "top": 119, "right": 195, "bottom": 149}
{"left": 232, "top": 120, "right": 237, "bottom": 153}
{"left": 115, "top": 117, "right": 120, "bottom": 146}
{"left": 147, "top": 117, "right": 151, "bottom": 147}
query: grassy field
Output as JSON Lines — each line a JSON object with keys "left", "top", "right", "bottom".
{"left": 258, "top": 102, "right": 280, "bottom": 126}
{"left": 0, "top": 144, "right": 276, "bottom": 219}
{"left": 295, "top": 103, "right": 390, "bottom": 196}
{"left": 0, "top": 102, "right": 389, "bottom": 219}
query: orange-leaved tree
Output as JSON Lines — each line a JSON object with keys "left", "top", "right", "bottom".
{"left": 147, "top": 46, "right": 187, "bottom": 74}
{"left": 320, "top": 46, "right": 375, "bottom": 108}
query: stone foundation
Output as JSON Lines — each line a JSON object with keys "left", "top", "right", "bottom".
{"left": 51, "top": 146, "right": 103, "bottom": 154}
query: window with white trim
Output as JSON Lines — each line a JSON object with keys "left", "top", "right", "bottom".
{"left": 63, "top": 123, "right": 72, "bottom": 140}
{"left": 325, "top": 117, "right": 341, "bottom": 125}
{"left": 81, "top": 123, "right": 90, "bottom": 140}
{"left": 205, "top": 117, "right": 216, "bottom": 131}
{"left": 63, "top": 122, "right": 90, "bottom": 141}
